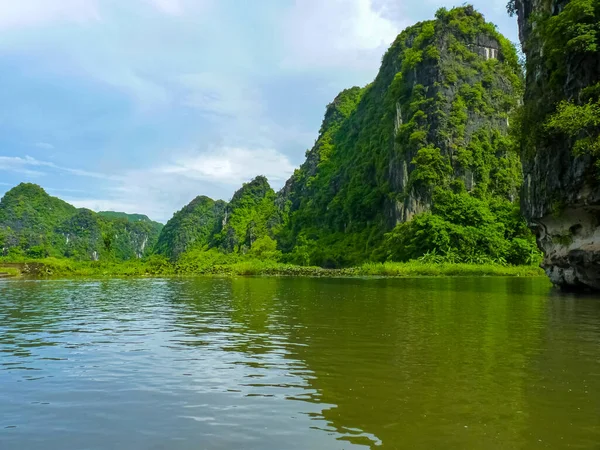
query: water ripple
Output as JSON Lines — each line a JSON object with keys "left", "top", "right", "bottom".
{"left": 0, "top": 277, "right": 599, "bottom": 449}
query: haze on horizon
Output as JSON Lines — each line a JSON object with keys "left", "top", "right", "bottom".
{"left": 0, "top": 0, "right": 517, "bottom": 223}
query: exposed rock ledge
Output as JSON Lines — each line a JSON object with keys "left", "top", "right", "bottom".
{"left": 536, "top": 207, "right": 600, "bottom": 290}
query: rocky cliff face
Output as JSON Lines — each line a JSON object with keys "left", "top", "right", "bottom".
{"left": 514, "top": 0, "right": 600, "bottom": 289}
{"left": 386, "top": 16, "right": 520, "bottom": 225}
{"left": 277, "top": 6, "right": 524, "bottom": 264}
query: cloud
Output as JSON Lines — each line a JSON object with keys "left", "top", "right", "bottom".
{"left": 0, "top": 0, "right": 100, "bottom": 29}
{"left": 177, "top": 73, "right": 264, "bottom": 118}
{"left": 159, "top": 147, "right": 294, "bottom": 185}
{"left": 46, "top": 187, "right": 88, "bottom": 194}
{"left": 281, "top": 0, "right": 403, "bottom": 71}
{"left": 0, "top": 155, "right": 53, "bottom": 176}
{"left": 93, "top": 68, "right": 171, "bottom": 110}
{"left": 0, "top": 155, "right": 120, "bottom": 180}
{"left": 65, "top": 146, "right": 295, "bottom": 222}
{"left": 146, "top": 0, "right": 212, "bottom": 16}
{"left": 34, "top": 142, "right": 55, "bottom": 150}
{"left": 147, "top": 0, "right": 183, "bottom": 16}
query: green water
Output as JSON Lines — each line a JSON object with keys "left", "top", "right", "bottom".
{"left": 1, "top": 277, "right": 599, "bottom": 449}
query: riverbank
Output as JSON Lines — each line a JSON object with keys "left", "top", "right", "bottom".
{"left": 0, "top": 258, "right": 545, "bottom": 279}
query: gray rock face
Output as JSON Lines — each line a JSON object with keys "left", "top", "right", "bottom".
{"left": 385, "top": 19, "right": 516, "bottom": 227}
{"left": 515, "top": 0, "right": 600, "bottom": 290}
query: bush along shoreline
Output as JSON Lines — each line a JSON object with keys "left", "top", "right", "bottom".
{"left": 0, "top": 254, "right": 545, "bottom": 279}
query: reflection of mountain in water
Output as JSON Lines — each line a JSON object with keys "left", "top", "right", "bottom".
{"left": 4, "top": 278, "right": 599, "bottom": 449}
{"left": 168, "top": 277, "right": 562, "bottom": 448}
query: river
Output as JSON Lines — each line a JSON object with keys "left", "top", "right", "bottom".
{"left": 1, "top": 277, "right": 599, "bottom": 449}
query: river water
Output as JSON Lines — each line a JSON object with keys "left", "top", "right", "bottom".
{"left": 1, "top": 277, "right": 599, "bottom": 449}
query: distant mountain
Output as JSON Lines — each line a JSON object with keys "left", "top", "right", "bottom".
{"left": 213, "top": 175, "right": 281, "bottom": 253}
{"left": 154, "top": 176, "right": 281, "bottom": 260}
{"left": 154, "top": 196, "right": 227, "bottom": 260}
{"left": 98, "top": 211, "right": 163, "bottom": 240}
{"left": 0, "top": 183, "right": 161, "bottom": 260}
{"left": 98, "top": 211, "right": 156, "bottom": 223}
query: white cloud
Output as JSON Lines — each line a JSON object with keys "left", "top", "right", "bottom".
{"left": 177, "top": 73, "right": 264, "bottom": 118}
{"left": 64, "top": 147, "right": 295, "bottom": 222}
{"left": 147, "top": 0, "right": 183, "bottom": 15}
{"left": 146, "top": 0, "right": 212, "bottom": 16}
{"left": 46, "top": 187, "right": 88, "bottom": 194}
{"left": 0, "top": 0, "right": 100, "bottom": 29}
{"left": 0, "top": 155, "right": 120, "bottom": 180}
{"left": 0, "top": 155, "right": 53, "bottom": 176}
{"left": 281, "top": 0, "right": 403, "bottom": 70}
{"left": 34, "top": 142, "right": 55, "bottom": 150}
{"left": 160, "top": 147, "right": 294, "bottom": 185}
{"left": 94, "top": 68, "right": 171, "bottom": 109}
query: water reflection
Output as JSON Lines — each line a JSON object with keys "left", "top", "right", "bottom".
{"left": 0, "top": 277, "right": 599, "bottom": 449}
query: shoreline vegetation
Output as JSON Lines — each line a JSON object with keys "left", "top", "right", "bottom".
{"left": 0, "top": 257, "right": 545, "bottom": 279}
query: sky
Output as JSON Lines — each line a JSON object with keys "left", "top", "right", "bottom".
{"left": 0, "top": 0, "right": 517, "bottom": 223}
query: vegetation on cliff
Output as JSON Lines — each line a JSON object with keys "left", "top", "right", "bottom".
{"left": 275, "top": 5, "right": 536, "bottom": 267}
{"left": 154, "top": 196, "right": 226, "bottom": 260}
{"left": 507, "top": 0, "right": 600, "bottom": 289}
{"left": 214, "top": 176, "right": 281, "bottom": 254}
{"left": 0, "top": 183, "right": 162, "bottom": 261}
{"left": 511, "top": 0, "right": 600, "bottom": 166}
{"left": 154, "top": 176, "right": 281, "bottom": 261}
{"left": 148, "top": 7, "right": 538, "bottom": 270}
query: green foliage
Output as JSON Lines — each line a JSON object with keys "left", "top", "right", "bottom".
{"left": 384, "top": 190, "right": 540, "bottom": 266}
{"left": 357, "top": 260, "right": 543, "bottom": 277}
{"left": 0, "top": 183, "right": 161, "bottom": 261}
{"left": 247, "top": 235, "right": 282, "bottom": 261}
{"left": 275, "top": 5, "right": 526, "bottom": 268}
{"left": 154, "top": 176, "right": 282, "bottom": 261}
{"left": 410, "top": 145, "right": 452, "bottom": 188}
{"left": 215, "top": 176, "right": 281, "bottom": 253}
{"left": 175, "top": 248, "right": 239, "bottom": 273}
{"left": 545, "top": 92, "right": 600, "bottom": 157}
{"left": 154, "top": 196, "right": 226, "bottom": 260}
{"left": 517, "top": 0, "right": 600, "bottom": 162}
{"left": 0, "top": 256, "right": 543, "bottom": 279}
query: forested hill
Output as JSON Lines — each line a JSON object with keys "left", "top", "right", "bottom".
{"left": 98, "top": 211, "right": 159, "bottom": 224}
{"left": 155, "top": 176, "right": 281, "bottom": 261}
{"left": 0, "top": 183, "right": 162, "bottom": 260}
{"left": 155, "top": 6, "right": 539, "bottom": 268}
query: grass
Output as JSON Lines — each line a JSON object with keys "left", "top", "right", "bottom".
{"left": 356, "top": 261, "right": 545, "bottom": 277}
{"left": 0, "top": 266, "right": 22, "bottom": 277}
{"left": 0, "top": 257, "right": 545, "bottom": 279}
